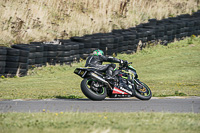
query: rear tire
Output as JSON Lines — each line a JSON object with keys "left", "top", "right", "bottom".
{"left": 81, "top": 79, "right": 107, "bottom": 101}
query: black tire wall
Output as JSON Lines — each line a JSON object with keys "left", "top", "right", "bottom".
{"left": 1, "top": 10, "right": 199, "bottom": 77}
{"left": 0, "top": 47, "right": 7, "bottom": 76}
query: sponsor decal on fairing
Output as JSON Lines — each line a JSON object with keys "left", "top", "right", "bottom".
{"left": 112, "top": 87, "right": 129, "bottom": 95}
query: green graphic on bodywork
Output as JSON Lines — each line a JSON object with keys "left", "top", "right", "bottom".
{"left": 128, "top": 65, "right": 136, "bottom": 71}
{"left": 122, "top": 76, "right": 128, "bottom": 79}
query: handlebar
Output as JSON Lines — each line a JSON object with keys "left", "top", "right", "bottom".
{"left": 119, "top": 61, "right": 132, "bottom": 68}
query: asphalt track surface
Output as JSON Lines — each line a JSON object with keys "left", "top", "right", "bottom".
{"left": 0, "top": 97, "right": 199, "bottom": 113}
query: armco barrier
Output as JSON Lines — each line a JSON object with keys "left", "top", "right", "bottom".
{"left": 0, "top": 11, "right": 199, "bottom": 77}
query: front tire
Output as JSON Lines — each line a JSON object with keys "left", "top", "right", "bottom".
{"left": 81, "top": 79, "right": 107, "bottom": 101}
{"left": 134, "top": 80, "right": 152, "bottom": 100}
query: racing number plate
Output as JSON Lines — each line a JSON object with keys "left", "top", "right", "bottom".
{"left": 74, "top": 68, "right": 87, "bottom": 78}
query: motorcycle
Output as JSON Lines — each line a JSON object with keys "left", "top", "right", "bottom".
{"left": 74, "top": 61, "right": 152, "bottom": 101}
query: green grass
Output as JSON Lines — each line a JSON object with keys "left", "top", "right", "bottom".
{"left": 117, "top": 37, "right": 200, "bottom": 97}
{"left": 0, "top": 37, "right": 200, "bottom": 99}
{"left": 0, "top": 64, "right": 85, "bottom": 99}
{"left": 0, "top": 112, "right": 200, "bottom": 133}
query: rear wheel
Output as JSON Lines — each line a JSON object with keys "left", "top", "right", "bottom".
{"left": 134, "top": 79, "right": 152, "bottom": 100}
{"left": 81, "top": 78, "right": 107, "bottom": 101}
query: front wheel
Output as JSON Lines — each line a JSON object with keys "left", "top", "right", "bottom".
{"left": 134, "top": 79, "right": 152, "bottom": 100}
{"left": 81, "top": 78, "right": 107, "bottom": 101}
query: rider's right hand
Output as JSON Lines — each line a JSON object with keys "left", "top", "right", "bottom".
{"left": 120, "top": 59, "right": 128, "bottom": 66}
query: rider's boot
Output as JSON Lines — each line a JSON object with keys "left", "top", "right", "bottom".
{"left": 105, "top": 75, "right": 115, "bottom": 81}
{"left": 105, "top": 68, "right": 116, "bottom": 81}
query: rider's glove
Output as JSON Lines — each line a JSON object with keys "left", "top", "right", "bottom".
{"left": 120, "top": 59, "right": 123, "bottom": 64}
{"left": 120, "top": 59, "right": 128, "bottom": 65}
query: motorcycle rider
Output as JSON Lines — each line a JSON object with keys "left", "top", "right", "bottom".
{"left": 85, "top": 49, "right": 128, "bottom": 81}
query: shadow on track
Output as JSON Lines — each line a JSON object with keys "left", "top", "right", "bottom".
{"left": 55, "top": 95, "right": 140, "bottom": 101}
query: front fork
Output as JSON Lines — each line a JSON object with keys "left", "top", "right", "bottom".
{"left": 129, "top": 78, "right": 141, "bottom": 96}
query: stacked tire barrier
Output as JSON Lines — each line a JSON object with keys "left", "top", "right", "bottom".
{"left": 46, "top": 44, "right": 58, "bottom": 65}
{"left": 18, "top": 48, "right": 29, "bottom": 76}
{"left": 6, "top": 45, "right": 30, "bottom": 76}
{"left": 0, "top": 47, "right": 7, "bottom": 77}
{"left": 62, "top": 42, "right": 73, "bottom": 65}
{"left": 34, "top": 44, "right": 44, "bottom": 67}
{"left": 0, "top": 11, "right": 200, "bottom": 77}
{"left": 5, "top": 48, "right": 20, "bottom": 76}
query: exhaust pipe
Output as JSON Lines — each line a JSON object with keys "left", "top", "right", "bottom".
{"left": 90, "top": 72, "right": 112, "bottom": 90}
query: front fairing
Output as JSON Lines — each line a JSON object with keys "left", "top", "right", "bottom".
{"left": 128, "top": 65, "right": 136, "bottom": 72}
{"left": 128, "top": 65, "right": 138, "bottom": 79}
{"left": 114, "top": 65, "right": 138, "bottom": 79}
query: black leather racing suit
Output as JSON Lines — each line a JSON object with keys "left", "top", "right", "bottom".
{"left": 85, "top": 55, "right": 121, "bottom": 77}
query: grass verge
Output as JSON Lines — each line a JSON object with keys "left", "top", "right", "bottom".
{"left": 0, "top": 112, "right": 200, "bottom": 133}
{"left": 0, "top": 37, "right": 200, "bottom": 99}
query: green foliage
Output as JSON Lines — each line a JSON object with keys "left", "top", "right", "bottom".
{"left": 174, "top": 90, "right": 187, "bottom": 96}
{"left": 1, "top": 75, "right": 5, "bottom": 79}
{"left": 56, "top": 95, "right": 82, "bottom": 99}
{"left": 0, "top": 62, "right": 86, "bottom": 99}
{"left": 188, "top": 35, "right": 194, "bottom": 44}
{"left": 0, "top": 37, "right": 200, "bottom": 99}
{"left": 117, "top": 37, "right": 200, "bottom": 97}
{"left": 0, "top": 112, "right": 200, "bottom": 133}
